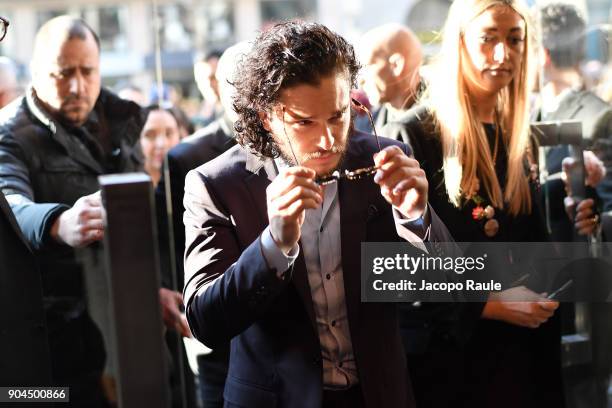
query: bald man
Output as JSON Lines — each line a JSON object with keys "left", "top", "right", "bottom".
{"left": 359, "top": 23, "right": 423, "bottom": 129}
{"left": 193, "top": 49, "right": 224, "bottom": 128}
{"left": 0, "top": 16, "right": 144, "bottom": 406}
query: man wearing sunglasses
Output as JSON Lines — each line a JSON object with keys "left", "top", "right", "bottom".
{"left": 0, "top": 15, "right": 54, "bottom": 389}
{"left": 183, "top": 21, "right": 453, "bottom": 408}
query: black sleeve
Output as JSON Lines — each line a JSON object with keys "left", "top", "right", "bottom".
{"left": 0, "top": 130, "right": 69, "bottom": 250}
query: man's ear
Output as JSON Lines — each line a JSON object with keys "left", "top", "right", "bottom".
{"left": 389, "top": 52, "right": 406, "bottom": 78}
{"left": 259, "top": 111, "right": 272, "bottom": 132}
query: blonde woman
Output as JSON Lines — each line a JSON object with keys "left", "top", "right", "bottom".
{"left": 384, "top": 0, "right": 564, "bottom": 406}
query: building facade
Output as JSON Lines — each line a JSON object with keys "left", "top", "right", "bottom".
{"left": 0, "top": 0, "right": 609, "bottom": 103}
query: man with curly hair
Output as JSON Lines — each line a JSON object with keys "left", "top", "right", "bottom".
{"left": 183, "top": 21, "right": 453, "bottom": 408}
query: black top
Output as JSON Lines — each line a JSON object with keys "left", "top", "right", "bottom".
{"left": 389, "top": 108, "right": 548, "bottom": 243}
{"left": 383, "top": 106, "right": 564, "bottom": 408}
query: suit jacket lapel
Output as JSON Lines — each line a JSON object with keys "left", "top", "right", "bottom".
{"left": 243, "top": 151, "right": 274, "bottom": 232}
{"left": 243, "top": 150, "right": 317, "bottom": 330}
{"left": 338, "top": 143, "right": 374, "bottom": 348}
{"left": 552, "top": 91, "right": 584, "bottom": 122}
{"left": 339, "top": 178, "right": 368, "bottom": 348}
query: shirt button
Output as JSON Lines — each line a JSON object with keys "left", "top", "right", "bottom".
{"left": 326, "top": 274, "right": 331, "bottom": 280}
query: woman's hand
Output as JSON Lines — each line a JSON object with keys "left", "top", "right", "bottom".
{"left": 481, "top": 286, "right": 559, "bottom": 328}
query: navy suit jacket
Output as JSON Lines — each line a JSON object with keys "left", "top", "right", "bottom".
{"left": 183, "top": 131, "right": 454, "bottom": 408}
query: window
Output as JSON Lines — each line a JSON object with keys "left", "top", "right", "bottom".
{"left": 36, "top": 9, "right": 68, "bottom": 30}
{"left": 158, "top": 3, "right": 194, "bottom": 51}
{"left": 98, "top": 6, "right": 128, "bottom": 52}
{"left": 197, "top": 0, "right": 234, "bottom": 50}
{"left": 260, "top": 0, "right": 317, "bottom": 24}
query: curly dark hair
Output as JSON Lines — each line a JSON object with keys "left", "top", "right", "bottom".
{"left": 538, "top": 3, "right": 586, "bottom": 68}
{"left": 232, "top": 20, "right": 360, "bottom": 158}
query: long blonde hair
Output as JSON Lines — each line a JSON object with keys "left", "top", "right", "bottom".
{"left": 422, "top": 0, "right": 534, "bottom": 216}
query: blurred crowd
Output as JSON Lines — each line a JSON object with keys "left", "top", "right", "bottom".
{"left": 1, "top": 1, "right": 612, "bottom": 408}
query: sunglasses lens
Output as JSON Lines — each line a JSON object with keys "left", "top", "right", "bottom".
{"left": 0, "top": 19, "right": 7, "bottom": 41}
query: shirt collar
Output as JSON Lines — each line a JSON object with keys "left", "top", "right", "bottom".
{"left": 27, "top": 86, "right": 100, "bottom": 134}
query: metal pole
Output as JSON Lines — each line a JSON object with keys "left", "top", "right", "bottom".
{"left": 100, "top": 173, "right": 171, "bottom": 408}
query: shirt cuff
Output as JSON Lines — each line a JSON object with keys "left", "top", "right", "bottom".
{"left": 393, "top": 204, "right": 431, "bottom": 241}
{"left": 260, "top": 226, "right": 299, "bottom": 279}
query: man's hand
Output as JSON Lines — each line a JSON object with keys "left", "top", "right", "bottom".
{"left": 561, "top": 151, "right": 604, "bottom": 236}
{"left": 564, "top": 197, "right": 599, "bottom": 236}
{"left": 50, "top": 191, "right": 105, "bottom": 247}
{"left": 583, "top": 151, "right": 606, "bottom": 187}
{"left": 373, "top": 146, "right": 428, "bottom": 219}
{"left": 481, "top": 286, "right": 559, "bottom": 328}
{"left": 562, "top": 151, "right": 606, "bottom": 191}
{"left": 159, "top": 288, "right": 191, "bottom": 338}
{"left": 266, "top": 167, "right": 322, "bottom": 254}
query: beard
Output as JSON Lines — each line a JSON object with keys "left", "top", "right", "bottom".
{"left": 277, "top": 117, "right": 354, "bottom": 177}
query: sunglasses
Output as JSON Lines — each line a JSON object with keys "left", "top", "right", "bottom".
{"left": 0, "top": 16, "right": 9, "bottom": 42}
{"left": 280, "top": 97, "right": 381, "bottom": 185}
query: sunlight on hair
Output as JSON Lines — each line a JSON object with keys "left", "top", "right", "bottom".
{"left": 421, "top": 0, "right": 533, "bottom": 216}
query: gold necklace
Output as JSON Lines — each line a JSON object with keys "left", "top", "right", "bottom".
{"left": 491, "top": 109, "right": 501, "bottom": 164}
{"left": 485, "top": 110, "right": 501, "bottom": 237}
{"left": 492, "top": 124, "right": 500, "bottom": 164}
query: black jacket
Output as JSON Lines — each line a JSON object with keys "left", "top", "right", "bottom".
{"left": 156, "top": 115, "right": 236, "bottom": 289}
{"left": 0, "top": 87, "right": 144, "bottom": 381}
{"left": 0, "top": 192, "right": 52, "bottom": 387}
{"left": 155, "top": 115, "right": 235, "bottom": 407}
{"left": 383, "top": 106, "right": 563, "bottom": 408}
